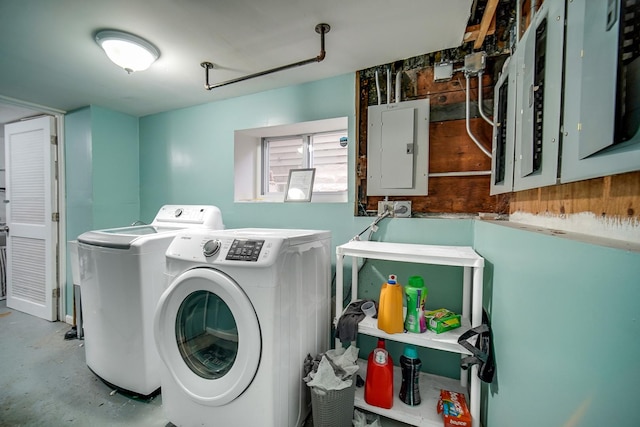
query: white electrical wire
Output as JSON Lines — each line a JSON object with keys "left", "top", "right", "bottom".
{"left": 352, "top": 210, "right": 391, "bottom": 242}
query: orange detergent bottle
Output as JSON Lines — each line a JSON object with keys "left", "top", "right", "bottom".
{"left": 377, "top": 274, "right": 404, "bottom": 334}
{"left": 364, "top": 341, "right": 394, "bottom": 409}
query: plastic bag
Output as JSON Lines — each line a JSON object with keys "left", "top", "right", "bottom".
{"left": 457, "top": 309, "right": 495, "bottom": 383}
{"left": 352, "top": 409, "right": 382, "bottom": 427}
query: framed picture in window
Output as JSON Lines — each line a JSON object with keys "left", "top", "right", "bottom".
{"left": 284, "top": 168, "right": 316, "bottom": 202}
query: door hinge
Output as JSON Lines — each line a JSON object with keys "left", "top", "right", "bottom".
{"left": 51, "top": 135, "right": 58, "bottom": 145}
{"left": 52, "top": 288, "right": 60, "bottom": 298}
{"left": 52, "top": 212, "right": 59, "bottom": 222}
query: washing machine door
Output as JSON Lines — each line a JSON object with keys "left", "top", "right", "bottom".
{"left": 154, "top": 267, "right": 261, "bottom": 406}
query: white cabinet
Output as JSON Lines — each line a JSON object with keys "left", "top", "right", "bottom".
{"left": 335, "top": 240, "right": 484, "bottom": 427}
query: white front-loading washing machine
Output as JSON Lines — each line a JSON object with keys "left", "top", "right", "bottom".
{"left": 77, "top": 205, "right": 224, "bottom": 397}
{"left": 154, "top": 228, "right": 331, "bottom": 427}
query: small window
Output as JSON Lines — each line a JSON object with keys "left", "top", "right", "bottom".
{"left": 262, "top": 130, "right": 348, "bottom": 198}
{"left": 234, "top": 117, "right": 348, "bottom": 203}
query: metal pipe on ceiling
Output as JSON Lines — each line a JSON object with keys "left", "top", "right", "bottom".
{"left": 201, "top": 23, "right": 330, "bottom": 91}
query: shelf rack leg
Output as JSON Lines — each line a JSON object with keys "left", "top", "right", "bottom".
{"left": 461, "top": 267, "right": 472, "bottom": 387}
{"left": 472, "top": 266, "right": 483, "bottom": 327}
{"left": 335, "top": 252, "right": 344, "bottom": 349}
{"left": 470, "top": 365, "right": 480, "bottom": 426}
{"left": 470, "top": 265, "right": 483, "bottom": 426}
{"left": 351, "top": 256, "right": 358, "bottom": 302}
{"left": 462, "top": 266, "right": 472, "bottom": 322}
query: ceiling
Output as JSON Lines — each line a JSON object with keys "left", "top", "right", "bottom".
{"left": 0, "top": 0, "right": 475, "bottom": 123}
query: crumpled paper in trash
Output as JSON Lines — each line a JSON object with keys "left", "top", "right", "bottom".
{"left": 304, "top": 345, "right": 359, "bottom": 391}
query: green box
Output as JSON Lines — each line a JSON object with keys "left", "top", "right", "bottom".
{"left": 425, "top": 308, "right": 461, "bottom": 334}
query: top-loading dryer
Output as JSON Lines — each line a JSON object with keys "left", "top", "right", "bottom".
{"left": 154, "top": 228, "right": 331, "bottom": 427}
{"left": 77, "top": 205, "right": 224, "bottom": 397}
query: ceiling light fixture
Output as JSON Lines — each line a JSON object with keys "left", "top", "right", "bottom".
{"left": 95, "top": 30, "right": 160, "bottom": 74}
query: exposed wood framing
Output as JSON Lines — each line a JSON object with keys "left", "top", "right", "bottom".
{"left": 473, "top": 0, "right": 500, "bottom": 49}
{"left": 356, "top": 56, "right": 507, "bottom": 216}
{"left": 464, "top": 20, "right": 496, "bottom": 45}
{"left": 510, "top": 172, "right": 640, "bottom": 221}
{"left": 354, "top": 0, "right": 638, "bottom": 228}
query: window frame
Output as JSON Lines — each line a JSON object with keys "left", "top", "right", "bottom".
{"left": 233, "top": 116, "right": 354, "bottom": 203}
{"left": 261, "top": 130, "right": 348, "bottom": 199}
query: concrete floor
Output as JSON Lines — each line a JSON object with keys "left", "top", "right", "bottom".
{"left": 0, "top": 300, "right": 165, "bottom": 427}
{"left": 0, "top": 300, "right": 410, "bottom": 427}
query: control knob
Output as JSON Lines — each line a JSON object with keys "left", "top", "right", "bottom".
{"left": 203, "top": 239, "right": 221, "bottom": 257}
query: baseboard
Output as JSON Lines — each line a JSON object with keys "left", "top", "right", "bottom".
{"left": 65, "top": 314, "right": 74, "bottom": 325}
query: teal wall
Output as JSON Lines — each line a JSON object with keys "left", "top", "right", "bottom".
{"left": 64, "top": 105, "right": 139, "bottom": 311}
{"left": 63, "top": 71, "right": 640, "bottom": 426}
{"left": 65, "top": 105, "right": 139, "bottom": 234}
{"left": 474, "top": 221, "right": 640, "bottom": 427}
{"left": 89, "top": 106, "right": 140, "bottom": 228}
{"left": 65, "top": 107, "right": 93, "bottom": 242}
{"left": 138, "top": 74, "right": 356, "bottom": 226}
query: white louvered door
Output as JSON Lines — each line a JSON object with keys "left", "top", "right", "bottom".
{"left": 5, "top": 116, "right": 58, "bottom": 321}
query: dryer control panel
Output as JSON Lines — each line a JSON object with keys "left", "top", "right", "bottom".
{"left": 166, "top": 230, "right": 296, "bottom": 267}
{"left": 225, "top": 239, "right": 264, "bottom": 262}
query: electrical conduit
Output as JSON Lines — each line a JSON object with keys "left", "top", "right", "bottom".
{"left": 477, "top": 71, "right": 494, "bottom": 126}
{"left": 465, "top": 74, "right": 492, "bottom": 158}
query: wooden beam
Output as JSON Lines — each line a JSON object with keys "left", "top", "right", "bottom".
{"left": 464, "top": 19, "right": 496, "bottom": 44}
{"left": 474, "top": 0, "right": 500, "bottom": 49}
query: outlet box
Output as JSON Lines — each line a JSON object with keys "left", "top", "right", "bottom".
{"left": 434, "top": 61, "right": 453, "bottom": 82}
{"left": 377, "top": 201, "right": 394, "bottom": 216}
{"left": 464, "top": 51, "right": 486, "bottom": 76}
{"left": 394, "top": 201, "right": 412, "bottom": 218}
{"left": 377, "top": 200, "right": 411, "bottom": 217}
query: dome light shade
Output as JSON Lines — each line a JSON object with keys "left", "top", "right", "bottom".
{"left": 95, "top": 30, "right": 159, "bottom": 73}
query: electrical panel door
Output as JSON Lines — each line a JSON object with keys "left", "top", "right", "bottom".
{"left": 490, "top": 56, "right": 517, "bottom": 195}
{"left": 380, "top": 107, "right": 415, "bottom": 189}
{"left": 513, "top": 0, "right": 565, "bottom": 191}
{"left": 367, "top": 99, "right": 430, "bottom": 196}
{"left": 560, "top": 0, "right": 640, "bottom": 183}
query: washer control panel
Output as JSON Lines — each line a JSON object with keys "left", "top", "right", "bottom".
{"left": 225, "top": 239, "right": 264, "bottom": 262}
{"left": 151, "top": 205, "right": 224, "bottom": 229}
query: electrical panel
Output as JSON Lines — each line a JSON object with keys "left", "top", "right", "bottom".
{"left": 490, "top": 56, "right": 517, "bottom": 195}
{"left": 367, "top": 99, "right": 430, "bottom": 196}
{"left": 560, "top": 0, "right": 640, "bottom": 183}
{"left": 512, "top": 0, "right": 565, "bottom": 191}
{"left": 489, "top": 0, "right": 640, "bottom": 192}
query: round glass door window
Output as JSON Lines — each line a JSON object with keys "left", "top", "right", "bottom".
{"left": 175, "top": 290, "right": 239, "bottom": 380}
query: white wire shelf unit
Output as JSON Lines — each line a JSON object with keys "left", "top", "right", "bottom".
{"left": 335, "top": 240, "right": 484, "bottom": 427}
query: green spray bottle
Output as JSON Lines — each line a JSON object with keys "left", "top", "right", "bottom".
{"left": 404, "top": 276, "right": 427, "bottom": 333}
